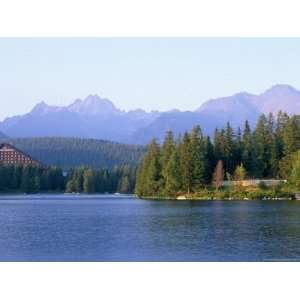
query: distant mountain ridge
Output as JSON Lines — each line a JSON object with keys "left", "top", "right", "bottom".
{"left": 0, "top": 95, "right": 160, "bottom": 143}
{"left": 1, "top": 84, "right": 300, "bottom": 144}
{"left": 133, "top": 84, "right": 300, "bottom": 143}
{"left": 198, "top": 84, "right": 300, "bottom": 117}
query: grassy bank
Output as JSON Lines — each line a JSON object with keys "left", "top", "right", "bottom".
{"left": 138, "top": 185, "right": 296, "bottom": 200}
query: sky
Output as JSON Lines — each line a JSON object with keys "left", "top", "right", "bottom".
{"left": 1, "top": 37, "right": 300, "bottom": 120}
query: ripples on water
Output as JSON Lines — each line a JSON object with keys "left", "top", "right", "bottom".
{"left": 0, "top": 195, "right": 299, "bottom": 261}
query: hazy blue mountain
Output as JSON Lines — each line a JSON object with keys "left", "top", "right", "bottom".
{"left": 134, "top": 84, "right": 300, "bottom": 142}
{"left": 197, "top": 92, "right": 260, "bottom": 127}
{"left": 132, "top": 110, "right": 228, "bottom": 144}
{"left": 197, "top": 84, "right": 300, "bottom": 122}
{"left": 0, "top": 95, "right": 160, "bottom": 143}
{"left": 1, "top": 85, "right": 300, "bottom": 144}
{"left": 253, "top": 84, "right": 300, "bottom": 115}
{"left": 0, "top": 131, "right": 7, "bottom": 139}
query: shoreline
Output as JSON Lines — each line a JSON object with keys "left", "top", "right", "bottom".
{"left": 139, "top": 196, "right": 295, "bottom": 201}
{"left": 137, "top": 185, "right": 298, "bottom": 201}
{"left": 0, "top": 193, "right": 134, "bottom": 197}
{"left": 0, "top": 193, "right": 296, "bottom": 201}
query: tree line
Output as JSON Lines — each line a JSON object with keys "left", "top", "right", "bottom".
{"left": 0, "top": 164, "right": 136, "bottom": 194}
{"left": 135, "top": 111, "right": 300, "bottom": 197}
{"left": 65, "top": 165, "right": 136, "bottom": 194}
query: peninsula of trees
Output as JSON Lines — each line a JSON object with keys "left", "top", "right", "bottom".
{"left": 135, "top": 111, "right": 300, "bottom": 199}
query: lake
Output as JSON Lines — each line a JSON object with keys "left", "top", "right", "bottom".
{"left": 0, "top": 194, "right": 300, "bottom": 261}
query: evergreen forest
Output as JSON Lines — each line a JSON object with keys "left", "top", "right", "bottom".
{"left": 136, "top": 112, "right": 300, "bottom": 198}
{"left": 0, "top": 164, "right": 136, "bottom": 194}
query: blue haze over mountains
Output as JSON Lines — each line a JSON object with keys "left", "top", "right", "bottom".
{"left": 1, "top": 84, "right": 300, "bottom": 144}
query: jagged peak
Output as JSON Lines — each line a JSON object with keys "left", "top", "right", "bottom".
{"left": 263, "top": 84, "right": 299, "bottom": 95}
{"left": 30, "top": 101, "right": 50, "bottom": 113}
{"left": 33, "top": 100, "right": 48, "bottom": 108}
{"left": 234, "top": 91, "right": 254, "bottom": 97}
{"left": 68, "top": 94, "right": 120, "bottom": 115}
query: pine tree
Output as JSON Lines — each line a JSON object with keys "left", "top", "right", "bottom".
{"left": 118, "top": 176, "right": 130, "bottom": 194}
{"left": 164, "top": 149, "right": 182, "bottom": 196}
{"left": 233, "top": 163, "right": 247, "bottom": 181}
{"left": 275, "top": 111, "right": 289, "bottom": 159}
{"left": 282, "top": 115, "right": 300, "bottom": 156}
{"left": 213, "top": 128, "right": 225, "bottom": 162}
{"left": 267, "top": 113, "right": 280, "bottom": 177}
{"left": 135, "top": 139, "right": 162, "bottom": 197}
{"left": 33, "top": 176, "right": 41, "bottom": 193}
{"left": 288, "top": 151, "right": 300, "bottom": 188}
{"left": 179, "top": 132, "right": 193, "bottom": 194}
{"left": 254, "top": 114, "right": 270, "bottom": 177}
{"left": 241, "top": 120, "right": 257, "bottom": 177}
{"left": 235, "top": 127, "right": 243, "bottom": 167}
{"left": 20, "top": 165, "right": 35, "bottom": 193}
{"left": 135, "top": 164, "right": 146, "bottom": 197}
{"left": 12, "top": 165, "right": 22, "bottom": 191}
{"left": 223, "top": 122, "right": 236, "bottom": 174}
{"left": 161, "top": 130, "right": 175, "bottom": 188}
{"left": 190, "top": 126, "right": 207, "bottom": 190}
{"left": 66, "top": 179, "right": 76, "bottom": 193}
{"left": 202, "top": 136, "right": 215, "bottom": 184}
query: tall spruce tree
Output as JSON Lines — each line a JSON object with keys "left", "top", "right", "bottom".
{"left": 190, "top": 126, "right": 207, "bottom": 190}
{"left": 254, "top": 114, "right": 270, "bottom": 177}
{"left": 223, "top": 122, "right": 235, "bottom": 174}
{"left": 164, "top": 149, "right": 182, "bottom": 196}
{"left": 241, "top": 120, "right": 257, "bottom": 176}
{"left": 118, "top": 176, "right": 131, "bottom": 193}
{"left": 203, "top": 136, "right": 215, "bottom": 184}
{"left": 161, "top": 130, "right": 175, "bottom": 188}
{"left": 267, "top": 113, "right": 280, "bottom": 177}
{"left": 288, "top": 150, "right": 300, "bottom": 188}
{"left": 282, "top": 115, "right": 300, "bottom": 156}
{"left": 135, "top": 139, "right": 162, "bottom": 197}
{"left": 235, "top": 127, "right": 243, "bottom": 167}
{"left": 275, "top": 111, "right": 289, "bottom": 159}
{"left": 179, "top": 132, "right": 193, "bottom": 194}
{"left": 214, "top": 128, "right": 226, "bottom": 163}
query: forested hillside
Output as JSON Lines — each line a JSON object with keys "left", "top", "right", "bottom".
{"left": 4, "top": 137, "right": 146, "bottom": 169}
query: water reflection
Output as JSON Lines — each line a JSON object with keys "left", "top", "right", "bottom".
{"left": 0, "top": 196, "right": 300, "bottom": 261}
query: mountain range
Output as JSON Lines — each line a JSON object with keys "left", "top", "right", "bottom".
{"left": 1, "top": 84, "right": 300, "bottom": 144}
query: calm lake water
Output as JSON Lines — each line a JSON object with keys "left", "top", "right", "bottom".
{"left": 0, "top": 194, "right": 300, "bottom": 261}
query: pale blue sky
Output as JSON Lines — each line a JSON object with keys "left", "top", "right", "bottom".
{"left": 1, "top": 38, "right": 300, "bottom": 120}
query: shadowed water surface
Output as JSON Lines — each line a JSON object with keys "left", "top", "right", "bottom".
{"left": 0, "top": 195, "right": 300, "bottom": 261}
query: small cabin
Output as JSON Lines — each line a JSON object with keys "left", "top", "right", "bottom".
{"left": 0, "top": 143, "right": 41, "bottom": 166}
